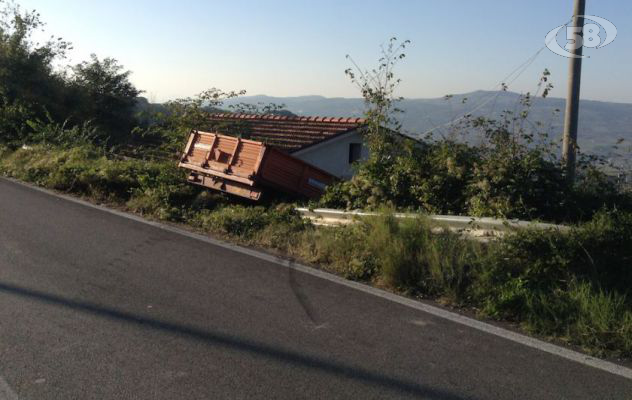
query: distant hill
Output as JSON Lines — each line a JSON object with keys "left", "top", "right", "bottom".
{"left": 135, "top": 97, "right": 297, "bottom": 119}
{"left": 223, "top": 92, "right": 632, "bottom": 157}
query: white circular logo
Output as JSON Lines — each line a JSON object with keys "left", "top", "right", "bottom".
{"left": 545, "top": 15, "right": 617, "bottom": 58}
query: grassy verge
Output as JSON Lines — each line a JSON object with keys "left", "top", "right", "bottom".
{"left": 1, "top": 143, "right": 631, "bottom": 359}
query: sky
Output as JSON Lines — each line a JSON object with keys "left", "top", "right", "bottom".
{"left": 17, "top": 0, "right": 632, "bottom": 103}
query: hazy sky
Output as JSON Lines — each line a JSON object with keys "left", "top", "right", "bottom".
{"left": 19, "top": 0, "right": 632, "bottom": 103}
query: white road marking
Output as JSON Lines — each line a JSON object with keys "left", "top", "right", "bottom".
{"left": 4, "top": 177, "right": 632, "bottom": 381}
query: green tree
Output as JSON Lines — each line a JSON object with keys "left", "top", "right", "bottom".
{"left": 0, "top": 1, "right": 70, "bottom": 141}
{"left": 70, "top": 54, "right": 141, "bottom": 144}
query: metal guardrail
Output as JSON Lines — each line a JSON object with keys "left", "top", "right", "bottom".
{"left": 295, "top": 208, "right": 569, "bottom": 238}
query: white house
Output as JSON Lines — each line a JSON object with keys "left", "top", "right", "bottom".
{"left": 207, "top": 113, "right": 369, "bottom": 179}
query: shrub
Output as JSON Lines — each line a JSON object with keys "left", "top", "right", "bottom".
{"left": 297, "top": 223, "right": 377, "bottom": 280}
{"left": 0, "top": 144, "right": 199, "bottom": 220}
{"left": 567, "top": 282, "right": 632, "bottom": 356}
{"left": 569, "top": 210, "right": 632, "bottom": 293}
{"left": 321, "top": 140, "right": 478, "bottom": 214}
{"left": 3, "top": 143, "right": 632, "bottom": 357}
{"left": 323, "top": 52, "right": 632, "bottom": 223}
{"left": 410, "top": 141, "right": 476, "bottom": 214}
{"left": 474, "top": 211, "right": 632, "bottom": 356}
{"left": 192, "top": 204, "right": 306, "bottom": 244}
{"left": 126, "top": 161, "right": 199, "bottom": 220}
{"left": 363, "top": 214, "right": 480, "bottom": 302}
{"left": 424, "top": 229, "right": 481, "bottom": 303}
{"left": 24, "top": 118, "right": 99, "bottom": 148}
{"left": 363, "top": 214, "right": 430, "bottom": 288}
{"left": 300, "top": 212, "right": 480, "bottom": 302}
{"left": 321, "top": 119, "right": 632, "bottom": 223}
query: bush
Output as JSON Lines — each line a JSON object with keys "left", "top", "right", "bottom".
{"left": 300, "top": 212, "right": 480, "bottom": 302}
{"left": 411, "top": 141, "right": 476, "bottom": 214}
{"left": 24, "top": 118, "right": 99, "bottom": 148}
{"left": 0, "top": 5, "right": 141, "bottom": 148}
{"left": 321, "top": 59, "right": 632, "bottom": 223}
{"left": 3, "top": 143, "right": 632, "bottom": 357}
{"left": 0, "top": 144, "right": 200, "bottom": 219}
{"left": 361, "top": 214, "right": 479, "bottom": 302}
{"left": 301, "top": 209, "right": 632, "bottom": 356}
{"left": 322, "top": 124, "right": 632, "bottom": 223}
{"left": 192, "top": 204, "right": 307, "bottom": 246}
{"left": 321, "top": 140, "right": 477, "bottom": 214}
{"left": 475, "top": 210, "right": 632, "bottom": 356}
{"left": 298, "top": 223, "right": 377, "bottom": 280}
{"left": 567, "top": 283, "right": 632, "bottom": 357}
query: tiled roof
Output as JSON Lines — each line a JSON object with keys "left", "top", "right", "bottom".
{"left": 206, "top": 113, "right": 366, "bottom": 153}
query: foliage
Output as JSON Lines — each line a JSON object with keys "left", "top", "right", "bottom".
{"left": 475, "top": 210, "right": 632, "bottom": 356}
{"left": 462, "top": 102, "right": 568, "bottom": 220}
{"left": 302, "top": 209, "right": 632, "bottom": 357}
{"left": 360, "top": 213, "right": 477, "bottom": 298}
{"left": 298, "top": 222, "right": 377, "bottom": 280}
{"left": 69, "top": 54, "right": 141, "bottom": 143}
{"left": 345, "top": 37, "right": 408, "bottom": 140}
{"left": 193, "top": 204, "right": 306, "bottom": 249}
{"left": 0, "top": 95, "right": 34, "bottom": 140}
{"left": 25, "top": 115, "right": 98, "bottom": 147}
{"left": 2, "top": 140, "right": 632, "bottom": 357}
{"left": 0, "top": 143, "right": 199, "bottom": 213}
{"left": 0, "top": 1, "right": 70, "bottom": 141}
{"left": 341, "top": 38, "right": 411, "bottom": 199}
{"left": 0, "top": 2, "right": 141, "bottom": 147}
{"left": 1, "top": 7, "right": 631, "bottom": 359}
{"left": 322, "top": 41, "right": 632, "bottom": 223}
{"left": 321, "top": 139, "right": 477, "bottom": 213}
{"left": 131, "top": 88, "right": 247, "bottom": 155}
{"left": 299, "top": 211, "right": 480, "bottom": 303}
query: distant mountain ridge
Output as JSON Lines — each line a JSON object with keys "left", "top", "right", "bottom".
{"left": 223, "top": 91, "right": 632, "bottom": 156}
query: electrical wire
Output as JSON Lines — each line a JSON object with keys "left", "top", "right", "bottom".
{"left": 419, "top": 17, "right": 574, "bottom": 136}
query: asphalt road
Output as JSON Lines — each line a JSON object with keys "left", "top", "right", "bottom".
{"left": 0, "top": 178, "right": 631, "bottom": 400}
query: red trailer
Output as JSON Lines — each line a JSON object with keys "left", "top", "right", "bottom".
{"left": 178, "top": 130, "right": 336, "bottom": 200}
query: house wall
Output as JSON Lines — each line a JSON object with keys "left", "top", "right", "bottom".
{"left": 292, "top": 131, "right": 369, "bottom": 179}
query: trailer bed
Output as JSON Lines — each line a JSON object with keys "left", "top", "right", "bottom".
{"left": 179, "top": 130, "right": 336, "bottom": 200}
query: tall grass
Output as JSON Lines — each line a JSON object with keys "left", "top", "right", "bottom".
{"left": 1, "top": 144, "right": 631, "bottom": 358}
{"left": 298, "top": 213, "right": 480, "bottom": 303}
{"left": 568, "top": 283, "right": 632, "bottom": 356}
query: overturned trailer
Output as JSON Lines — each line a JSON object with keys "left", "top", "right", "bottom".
{"left": 178, "top": 130, "right": 336, "bottom": 200}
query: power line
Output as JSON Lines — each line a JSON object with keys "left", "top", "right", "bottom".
{"left": 418, "top": 17, "right": 574, "bottom": 137}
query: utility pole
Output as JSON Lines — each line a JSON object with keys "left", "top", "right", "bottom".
{"left": 562, "top": 0, "right": 586, "bottom": 183}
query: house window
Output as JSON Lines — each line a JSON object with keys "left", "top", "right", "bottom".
{"left": 348, "top": 143, "right": 362, "bottom": 164}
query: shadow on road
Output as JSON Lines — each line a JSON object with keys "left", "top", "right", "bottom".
{"left": 287, "top": 260, "right": 322, "bottom": 326}
{"left": 0, "top": 281, "right": 474, "bottom": 400}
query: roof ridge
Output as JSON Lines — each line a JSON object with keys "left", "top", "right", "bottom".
{"left": 209, "top": 112, "right": 366, "bottom": 124}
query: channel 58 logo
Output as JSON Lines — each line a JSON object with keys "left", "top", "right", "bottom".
{"left": 546, "top": 15, "right": 617, "bottom": 58}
